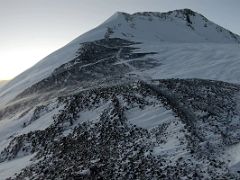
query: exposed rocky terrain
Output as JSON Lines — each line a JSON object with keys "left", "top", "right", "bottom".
{"left": 1, "top": 79, "right": 240, "bottom": 179}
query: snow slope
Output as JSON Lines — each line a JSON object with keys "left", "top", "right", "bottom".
{"left": 135, "top": 42, "right": 240, "bottom": 83}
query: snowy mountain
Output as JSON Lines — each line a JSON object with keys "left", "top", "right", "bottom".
{"left": 1, "top": 9, "right": 240, "bottom": 108}
{"left": 1, "top": 9, "right": 240, "bottom": 179}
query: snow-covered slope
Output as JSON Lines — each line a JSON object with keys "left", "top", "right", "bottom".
{"left": 1, "top": 9, "right": 240, "bottom": 179}
{"left": 136, "top": 42, "right": 240, "bottom": 83}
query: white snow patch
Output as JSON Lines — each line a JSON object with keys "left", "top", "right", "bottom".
{"left": 126, "top": 105, "right": 174, "bottom": 129}
{"left": 126, "top": 103, "right": 189, "bottom": 161}
{"left": 226, "top": 143, "right": 240, "bottom": 168}
{"left": 153, "top": 120, "right": 187, "bottom": 158}
{"left": 62, "top": 101, "right": 111, "bottom": 136}
{"left": 0, "top": 153, "right": 35, "bottom": 179}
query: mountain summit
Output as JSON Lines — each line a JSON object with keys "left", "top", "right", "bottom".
{"left": 78, "top": 8, "right": 240, "bottom": 43}
{"left": 1, "top": 9, "right": 240, "bottom": 179}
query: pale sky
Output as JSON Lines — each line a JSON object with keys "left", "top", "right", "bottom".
{"left": 1, "top": 0, "right": 240, "bottom": 80}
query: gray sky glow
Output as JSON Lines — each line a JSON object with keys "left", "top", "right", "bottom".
{"left": 1, "top": 0, "right": 240, "bottom": 80}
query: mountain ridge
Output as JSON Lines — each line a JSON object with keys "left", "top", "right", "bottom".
{"left": 1, "top": 9, "right": 240, "bottom": 179}
{"left": 97, "top": 8, "right": 240, "bottom": 43}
